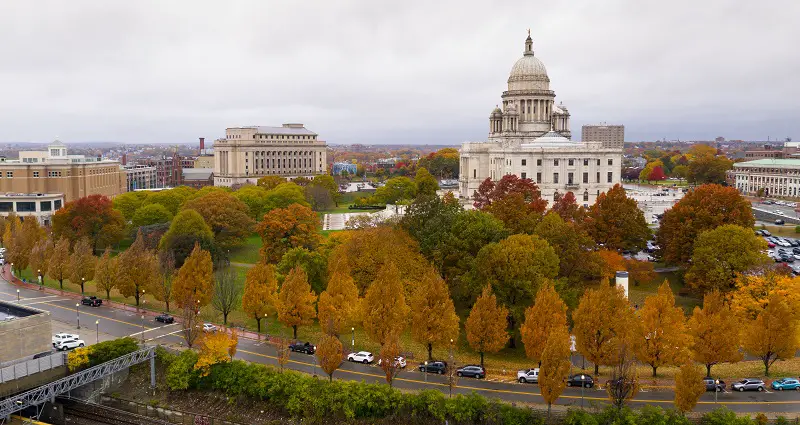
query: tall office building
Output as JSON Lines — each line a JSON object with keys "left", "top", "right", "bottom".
{"left": 582, "top": 124, "right": 625, "bottom": 149}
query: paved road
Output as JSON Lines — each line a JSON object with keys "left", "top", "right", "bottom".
{"left": 1, "top": 279, "right": 798, "bottom": 413}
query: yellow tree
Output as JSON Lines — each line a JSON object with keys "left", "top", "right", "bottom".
{"left": 572, "top": 280, "right": 636, "bottom": 376}
{"left": 362, "top": 262, "right": 410, "bottom": 346}
{"left": 94, "top": 247, "right": 119, "bottom": 300}
{"left": 116, "top": 231, "right": 159, "bottom": 306}
{"left": 634, "top": 280, "right": 690, "bottom": 377}
{"left": 729, "top": 273, "right": 800, "bottom": 320}
{"left": 520, "top": 282, "right": 568, "bottom": 367}
{"left": 539, "top": 326, "right": 572, "bottom": 422}
{"left": 465, "top": 285, "right": 509, "bottom": 367}
{"left": 686, "top": 290, "right": 742, "bottom": 377}
{"left": 409, "top": 267, "right": 460, "bottom": 360}
{"left": 152, "top": 250, "right": 176, "bottom": 312}
{"left": 172, "top": 243, "right": 214, "bottom": 309}
{"left": 316, "top": 334, "right": 343, "bottom": 382}
{"left": 674, "top": 363, "right": 706, "bottom": 415}
{"left": 242, "top": 262, "right": 279, "bottom": 334}
{"left": 317, "top": 259, "right": 360, "bottom": 336}
{"left": 47, "top": 237, "right": 72, "bottom": 290}
{"left": 742, "top": 293, "right": 799, "bottom": 376}
{"left": 277, "top": 266, "right": 317, "bottom": 339}
{"left": 28, "top": 238, "right": 52, "bottom": 287}
{"left": 194, "top": 329, "right": 238, "bottom": 377}
{"left": 68, "top": 237, "right": 97, "bottom": 294}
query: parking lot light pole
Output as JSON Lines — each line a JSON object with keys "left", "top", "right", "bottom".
{"left": 81, "top": 277, "right": 85, "bottom": 295}
{"left": 76, "top": 303, "right": 81, "bottom": 329}
{"left": 581, "top": 375, "right": 585, "bottom": 408}
{"left": 37, "top": 269, "right": 42, "bottom": 290}
{"left": 95, "top": 320, "right": 99, "bottom": 344}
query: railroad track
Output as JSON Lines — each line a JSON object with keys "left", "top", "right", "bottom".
{"left": 62, "top": 399, "right": 172, "bottom": 425}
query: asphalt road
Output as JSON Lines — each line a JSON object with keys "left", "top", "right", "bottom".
{"left": 1, "top": 279, "right": 798, "bottom": 413}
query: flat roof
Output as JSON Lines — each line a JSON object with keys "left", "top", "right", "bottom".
{"left": 0, "top": 300, "right": 45, "bottom": 321}
{"left": 0, "top": 192, "right": 63, "bottom": 198}
{"left": 734, "top": 159, "right": 800, "bottom": 167}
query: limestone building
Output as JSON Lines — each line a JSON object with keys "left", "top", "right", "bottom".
{"left": 459, "top": 34, "right": 623, "bottom": 206}
{"left": 214, "top": 124, "right": 327, "bottom": 187}
{"left": 731, "top": 158, "right": 800, "bottom": 197}
{"left": 582, "top": 124, "right": 624, "bottom": 149}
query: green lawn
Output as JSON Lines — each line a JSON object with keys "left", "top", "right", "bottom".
{"left": 228, "top": 234, "right": 262, "bottom": 264}
{"left": 628, "top": 271, "right": 701, "bottom": 315}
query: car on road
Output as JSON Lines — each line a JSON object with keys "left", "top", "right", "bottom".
{"left": 55, "top": 338, "right": 85, "bottom": 351}
{"left": 289, "top": 341, "right": 316, "bottom": 355}
{"left": 517, "top": 368, "right": 539, "bottom": 383}
{"left": 731, "top": 378, "right": 766, "bottom": 392}
{"left": 703, "top": 378, "right": 725, "bottom": 392}
{"left": 52, "top": 333, "right": 79, "bottom": 347}
{"left": 776, "top": 219, "right": 786, "bottom": 225}
{"left": 419, "top": 360, "right": 447, "bottom": 374}
{"left": 378, "top": 356, "right": 407, "bottom": 368}
{"left": 347, "top": 351, "right": 374, "bottom": 364}
{"left": 155, "top": 314, "right": 174, "bottom": 324}
{"left": 81, "top": 296, "right": 102, "bottom": 307}
{"left": 771, "top": 378, "right": 800, "bottom": 391}
{"left": 202, "top": 323, "right": 217, "bottom": 333}
{"left": 567, "top": 374, "right": 594, "bottom": 388}
{"left": 456, "top": 365, "right": 485, "bottom": 379}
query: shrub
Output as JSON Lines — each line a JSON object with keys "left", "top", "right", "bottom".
{"left": 701, "top": 407, "right": 754, "bottom": 425}
{"left": 564, "top": 409, "right": 599, "bottom": 425}
{"left": 67, "top": 347, "right": 90, "bottom": 372}
{"left": 166, "top": 350, "right": 199, "bottom": 391}
{"left": 795, "top": 225, "right": 800, "bottom": 233}
{"left": 87, "top": 337, "right": 139, "bottom": 366}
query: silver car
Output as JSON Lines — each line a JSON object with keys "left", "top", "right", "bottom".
{"left": 517, "top": 368, "right": 539, "bottom": 383}
{"left": 731, "top": 378, "right": 765, "bottom": 392}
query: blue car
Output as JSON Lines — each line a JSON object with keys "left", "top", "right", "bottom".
{"left": 771, "top": 378, "right": 800, "bottom": 391}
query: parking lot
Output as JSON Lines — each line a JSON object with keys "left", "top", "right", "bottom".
{"left": 759, "top": 230, "right": 800, "bottom": 274}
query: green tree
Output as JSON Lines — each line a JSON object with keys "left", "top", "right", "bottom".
{"left": 182, "top": 191, "right": 253, "bottom": 248}
{"left": 534, "top": 212, "right": 598, "bottom": 284}
{"left": 113, "top": 191, "right": 149, "bottom": 220}
{"left": 309, "top": 174, "right": 340, "bottom": 206}
{"left": 132, "top": 203, "right": 173, "bottom": 228}
{"left": 372, "top": 176, "right": 416, "bottom": 204}
{"left": 414, "top": 167, "right": 439, "bottom": 198}
{"left": 143, "top": 186, "right": 196, "bottom": 215}
{"left": 671, "top": 164, "right": 689, "bottom": 181}
{"left": 684, "top": 225, "right": 769, "bottom": 291}
{"left": 277, "top": 247, "right": 327, "bottom": 294}
{"left": 409, "top": 267, "right": 460, "bottom": 360}
{"left": 465, "top": 285, "right": 508, "bottom": 367}
{"left": 399, "top": 193, "right": 462, "bottom": 264}
{"left": 688, "top": 149, "right": 733, "bottom": 185}
{"left": 159, "top": 209, "right": 215, "bottom": 267}
{"left": 586, "top": 184, "right": 650, "bottom": 252}
{"left": 232, "top": 185, "right": 269, "bottom": 220}
{"left": 262, "top": 183, "right": 310, "bottom": 213}
{"left": 257, "top": 175, "right": 286, "bottom": 190}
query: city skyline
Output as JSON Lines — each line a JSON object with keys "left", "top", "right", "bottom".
{"left": 0, "top": 0, "right": 797, "bottom": 145}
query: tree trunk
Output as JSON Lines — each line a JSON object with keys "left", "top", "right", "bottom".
{"left": 547, "top": 403, "right": 551, "bottom": 424}
{"left": 80, "top": 282, "right": 84, "bottom": 295}
{"left": 59, "top": 279, "right": 64, "bottom": 290}
{"left": 652, "top": 365, "right": 657, "bottom": 378}
{"left": 105, "top": 289, "right": 111, "bottom": 300}
{"left": 427, "top": 343, "right": 433, "bottom": 361}
{"left": 135, "top": 292, "right": 140, "bottom": 306}
{"left": 165, "top": 300, "right": 170, "bottom": 313}
{"left": 594, "top": 364, "right": 599, "bottom": 376}
{"left": 706, "top": 364, "right": 712, "bottom": 377}
{"left": 256, "top": 317, "right": 261, "bottom": 334}
{"left": 223, "top": 312, "right": 228, "bottom": 325}
{"left": 764, "top": 356, "right": 771, "bottom": 376}
{"left": 480, "top": 351, "right": 484, "bottom": 367}
{"left": 293, "top": 325, "right": 298, "bottom": 339}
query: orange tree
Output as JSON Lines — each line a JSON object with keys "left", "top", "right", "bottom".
{"left": 68, "top": 237, "right": 96, "bottom": 294}
{"left": 533, "top": 212, "right": 597, "bottom": 284}
{"left": 362, "top": 262, "right": 409, "bottom": 347}
{"left": 520, "top": 283, "right": 568, "bottom": 367}
{"left": 182, "top": 191, "right": 253, "bottom": 248}
{"left": 316, "top": 334, "right": 343, "bottom": 382}
{"left": 94, "top": 248, "right": 119, "bottom": 300}
{"left": 674, "top": 363, "right": 706, "bottom": 414}
{"left": 241, "top": 262, "right": 278, "bottom": 334}
{"left": 317, "top": 259, "right": 360, "bottom": 336}
{"left": 172, "top": 243, "right": 215, "bottom": 309}
{"left": 276, "top": 267, "right": 317, "bottom": 339}
{"left": 742, "top": 293, "right": 799, "bottom": 376}
{"left": 539, "top": 326, "right": 572, "bottom": 421}
{"left": 409, "top": 267, "right": 459, "bottom": 360}
{"left": 52, "top": 194, "right": 125, "bottom": 254}
{"left": 465, "top": 285, "right": 508, "bottom": 367}
{"left": 686, "top": 290, "right": 742, "bottom": 377}
{"left": 585, "top": 184, "right": 650, "bottom": 252}
{"left": 634, "top": 281, "right": 690, "bottom": 377}
{"left": 473, "top": 175, "right": 548, "bottom": 234}
{"left": 47, "top": 237, "right": 71, "bottom": 289}
{"left": 116, "top": 231, "right": 159, "bottom": 306}
{"left": 257, "top": 203, "right": 321, "bottom": 264}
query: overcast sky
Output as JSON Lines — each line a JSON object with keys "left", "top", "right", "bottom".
{"left": 0, "top": 1, "right": 797, "bottom": 145}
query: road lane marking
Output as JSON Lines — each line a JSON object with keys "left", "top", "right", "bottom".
{"left": 19, "top": 299, "right": 68, "bottom": 305}
{"left": 146, "top": 329, "right": 184, "bottom": 342}
{"left": 129, "top": 323, "right": 178, "bottom": 338}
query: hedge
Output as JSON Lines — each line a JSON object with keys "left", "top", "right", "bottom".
{"left": 68, "top": 337, "right": 140, "bottom": 372}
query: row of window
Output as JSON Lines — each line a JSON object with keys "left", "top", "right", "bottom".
{"left": 515, "top": 171, "right": 614, "bottom": 184}
{"left": 245, "top": 150, "right": 317, "bottom": 157}
{"left": 0, "top": 199, "right": 62, "bottom": 213}
{"left": 254, "top": 134, "right": 315, "bottom": 140}
{"left": 510, "top": 158, "right": 613, "bottom": 167}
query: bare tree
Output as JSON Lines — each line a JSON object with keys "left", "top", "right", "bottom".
{"left": 179, "top": 296, "right": 202, "bottom": 348}
{"left": 378, "top": 336, "right": 403, "bottom": 387}
{"left": 212, "top": 266, "right": 240, "bottom": 325}
{"left": 606, "top": 343, "right": 640, "bottom": 410}
{"left": 446, "top": 343, "right": 459, "bottom": 398}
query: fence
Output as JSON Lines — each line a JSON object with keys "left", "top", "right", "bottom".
{"left": 0, "top": 352, "right": 64, "bottom": 383}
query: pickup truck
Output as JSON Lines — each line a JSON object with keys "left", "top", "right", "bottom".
{"left": 81, "top": 296, "right": 102, "bottom": 307}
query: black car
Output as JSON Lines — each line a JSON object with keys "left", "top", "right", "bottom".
{"left": 289, "top": 341, "right": 316, "bottom": 354}
{"left": 703, "top": 378, "right": 725, "bottom": 392}
{"left": 456, "top": 365, "right": 486, "bottom": 379}
{"left": 776, "top": 219, "right": 786, "bottom": 225}
{"left": 81, "top": 296, "right": 102, "bottom": 307}
{"left": 782, "top": 255, "right": 795, "bottom": 263}
{"left": 792, "top": 248, "right": 800, "bottom": 255}
{"left": 419, "top": 361, "right": 447, "bottom": 375}
{"left": 567, "top": 374, "right": 594, "bottom": 388}
{"left": 790, "top": 240, "right": 800, "bottom": 247}
{"left": 155, "top": 314, "right": 175, "bottom": 324}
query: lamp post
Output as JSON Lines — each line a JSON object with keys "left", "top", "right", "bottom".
{"left": 141, "top": 315, "right": 145, "bottom": 344}
{"left": 581, "top": 374, "right": 585, "bottom": 408}
{"left": 37, "top": 269, "right": 42, "bottom": 290}
{"left": 351, "top": 327, "right": 355, "bottom": 351}
{"left": 264, "top": 313, "right": 268, "bottom": 341}
{"left": 81, "top": 277, "right": 85, "bottom": 295}
{"left": 715, "top": 379, "right": 720, "bottom": 404}
{"left": 10, "top": 262, "right": 13, "bottom": 277}
{"left": 424, "top": 361, "right": 428, "bottom": 382}
{"left": 76, "top": 303, "right": 81, "bottom": 329}
{"left": 16, "top": 289, "right": 20, "bottom": 302}
{"left": 95, "top": 320, "right": 99, "bottom": 344}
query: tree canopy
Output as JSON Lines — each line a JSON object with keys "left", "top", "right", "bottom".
{"left": 52, "top": 194, "right": 125, "bottom": 253}
{"left": 182, "top": 191, "right": 253, "bottom": 248}
{"left": 586, "top": 184, "right": 649, "bottom": 252}
{"left": 257, "top": 203, "right": 321, "bottom": 264}
{"left": 684, "top": 225, "right": 769, "bottom": 292}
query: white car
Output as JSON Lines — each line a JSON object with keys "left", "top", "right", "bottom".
{"left": 202, "top": 323, "right": 217, "bottom": 333}
{"left": 517, "top": 368, "right": 539, "bottom": 383}
{"left": 378, "top": 356, "right": 407, "bottom": 368}
{"left": 56, "top": 338, "right": 85, "bottom": 351}
{"left": 347, "top": 351, "right": 374, "bottom": 364}
{"left": 52, "top": 333, "right": 79, "bottom": 347}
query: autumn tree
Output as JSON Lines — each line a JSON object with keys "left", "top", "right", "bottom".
{"left": 400, "top": 192, "right": 462, "bottom": 264}
{"left": 28, "top": 238, "right": 52, "bottom": 286}
{"left": 68, "top": 237, "right": 96, "bottom": 294}
{"left": 539, "top": 326, "right": 572, "bottom": 421}
{"left": 151, "top": 250, "right": 176, "bottom": 312}
{"left": 687, "top": 146, "right": 733, "bottom": 185}
{"left": 417, "top": 148, "right": 459, "bottom": 178}
{"left": 729, "top": 273, "right": 800, "bottom": 320}
{"left": 212, "top": 266, "right": 240, "bottom": 325}
{"left": 242, "top": 262, "right": 278, "bottom": 334}
{"left": 277, "top": 266, "right": 317, "bottom": 339}
{"left": 671, "top": 165, "right": 689, "bottom": 181}
{"left": 533, "top": 212, "right": 597, "bottom": 285}
{"left": 624, "top": 259, "right": 656, "bottom": 287}
{"left": 172, "top": 243, "right": 215, "bottom": 309}
{"left": 648, "top": 165, "right": 666, "bottom": 181}
{"left": 316, "top": 334, "right": 343, "bottom": 382}
{"left": 159, "top": 209, "right": 216, "bottom": 268}
{"left": 520, "top": 283, "right": 568, "bottom": 367}
{"left": 179, "top": 301, "right": 202, "bottom": 348}
{"left": 194, "top": 329, "right": 238, "bottom": 377}
{"left": 414, "top": 167, "right": 440, "bottom": 198}
{"left": 409, "top": 267, "right": 460, "bottom": 360}
{"left": 742, "top": 293, "right": 799, "bottom": 376}
{"left": 685, "top": 225, "right": 769, "bottom": 292}
{"left": 277, "top": 247, "right": 327, "bottom": 294}
{"left": 317, "top": 259, "right": 360, "bottom": 336}
{"left": 371, "top": 176, "right": 417, "bottom": 204}
{"left": 362, "top": 262, "right": 410, "bottom": 346}
{"left": 132, "top": 203, "right": 173, "bottom": 228}
{"left": 309, "top": 174, "right": 340, "bottom": 207}
{"left": 142, "top": 186, "right": 196, "bottom": 215}
{"left": 686, "top": 290, "right": 743, "bottom": 376}
{"left": 572, "top": 281, "right": 636, "bottom": 375}
{"left": 52, "top": 194, "right": 125, "bottom": 253}
{"left": 656, "top": 184, "right": 753, "bottom": 266}
{"left": 639, "top": 160, "right": 664, "bottom": 182}
{"left": 47, "top": 237, "right": 71, "bottom": 290}
{"left": 94, "top": 247, "right": 119, "bottom": 300}
{"left": 257, "top": 175, "right": 287, "bottom": 190}
{"left": 465, "top": 285, "right": 508, "bottom": 367}
{"left": 550, "top": 191, "right": 584, "bottom": 223}
{"left": 113, "top": 191, "right": 149, "bottom": 220}
{"left": 116, "top": 231, "right": 160, "bottom": 306}
{"left": 674, "top": 363, "right": 706, "bottom": 414}
{"left": 586, "top": 184, "right": 650, "bottom": 252}
{"left": 473, "top": 175, "right": 548, "bottom": 234}
{"left": 596, "top": 249, "right": 627, "bottom": 281}
{"left": 257, "top": 203, "right": 321, "bottom": 263}
{"left": 634, "top": 281, "right": 691, "bottom": 377}
{"left": 262, "top": 183, "right": 310, "bottom": 213}
{"left": 182, "top": 191, "right": 254, "bottom": 248}
{"left": 379, "top": 336, "right": 403, "bottom": 387}
{"left": 606, "top": 343, "right": 640, "bottom": 410}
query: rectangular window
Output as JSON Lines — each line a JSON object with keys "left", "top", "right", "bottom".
{"left": 473, "top": 169, "right": 476, "bottom": 179}
{"left": 584, "top": 159, "right": 589, "bottom": 166}
{"left": 554, "top": 159, "right": 559, "bottom": 166}
{"left": 583, "top": 172, "right": 588, "bottom": 183}
{"left": 521, "top": 159, "right": 527, "bottom": 166}
{"left": 568, "top": 159, "right": 574, "bottom": 166}
{"left": 568, "top": 172, "right": 574, "bottom": 184}
{"left": 553, "top": 173, "right": 559, "bottom": 184}
{"left": 597, "top": 159, "right": 601, "bottom": 166}
{"left": 537, "top": 159, "right": 542, "bottom": 166}
{"left": 583, "top": 192, "right": 589, "bottom": 202}
{"left": 54, "top": 200, "right": 62, "bottom": 210}
{"left": 40, "top": 201, "right": 52, "bottom": 212}
{"left": 597, "top": 172, "right": 600, "bottom": 183}
{"left": 521, "top": 172, "right": 527, "bottom": 179}
{"left": 608, "top": 159, "right": 613, "bottom": 166}
{"left": 608, "top": 172, "right": 613, "bottom": 183}
{"left": 33, "top": 171, "right": 39, "bottom": 178}
{"left": 0, "top": 202, "right": 12, "bottom": 212}
{"left": 5, "top": 171, "right": 12, "bottom": 178}
{"left": 16, "top": 202, "right": 35, "bottom": 212}
{"left": 536, "top": 172, "right": 542, "bottom": 183}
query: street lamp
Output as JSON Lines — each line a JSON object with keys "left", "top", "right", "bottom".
{"left": 424, "top": 361, "right": 428, "bottom": 382}
{"left": 580, "top": 374, "right": 586, "bottom": 408}
{"left": 81, "top": 277, "right": 85, "bottom": 295}
{"left": 264, "top": 313, "right": 268, "bottom": 341}
{"left": 95, "top": 320, "right": 99, "bottom": 344}
{"left": 76, "top": 303, "right": 81, "bottom": 329}
{"left": 351, "top": 327, "right": 355, "bottom": 351}
{"left": 141, "top": 315, "right": 145, "bottom": 344}
{"left": 10, "top": 262, "right": 13, "bottom": 276}
{"left": 16, "top": 289, "right": 20, "bottom": 302}
{"left": 715, "top": 379, "right": 720, "bottom": 404}
{"left": 37, "top": 269, "right": 42, "bottom": 290}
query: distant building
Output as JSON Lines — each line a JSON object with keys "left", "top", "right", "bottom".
{"left": 732, "top": 158, "right": 800, "bottom": 197}
{"left": 214, "top": 123, "right": 327, "bottom": 187}
{"left": 332, "top": 162, "right": 358, "bottom": 175}
{"left": 137, "top": 154, "right": 194, "bottom": 188}
{"left": 124, "top": 165, "right": 157, "bottom": 191}
{"left": 582, "top": 124, "right": 625, "bottom": 149}
{"left": 0, "top": 193, "right": 64, "bottom": 226}
{"left": 0, "top": 140, "right": 126, "bottom": 202}
{"left": 744, "top": 144, "right": 785, "bottom": 159}
{"left": 182, "top": 168, "right": 214, "bottom": 189}
{"left": 194, "top": 137, "right": 214, "bottom": 168}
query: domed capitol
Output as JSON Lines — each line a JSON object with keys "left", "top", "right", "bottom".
{"left": 459, "top": 33, "right": 623, "bottom": 206}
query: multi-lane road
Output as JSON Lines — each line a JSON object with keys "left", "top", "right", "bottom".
{"left": 1, "top": 278, "right": 797, "bottom": 414}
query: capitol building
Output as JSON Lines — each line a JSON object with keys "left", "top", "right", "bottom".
{"left": 459, "top": 33, "right": 622, "bottom": 206}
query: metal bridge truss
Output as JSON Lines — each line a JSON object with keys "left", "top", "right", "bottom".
{"left": 0, "top": 346, "right": 155, "bottom": 419}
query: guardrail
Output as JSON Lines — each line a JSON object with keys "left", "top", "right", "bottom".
{"left": 0, "top": 352, "right": 64, "bottom": 384}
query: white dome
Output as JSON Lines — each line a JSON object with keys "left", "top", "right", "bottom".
{"left": 508, "top": 55, "right": 548, "bottom": 84}
{"left": 520, "top": 130, "right": 578, "bottom": 148}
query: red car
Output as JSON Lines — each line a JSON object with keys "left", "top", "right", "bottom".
{"left": 768, "top": 242, "right": 776, "bottom": 248}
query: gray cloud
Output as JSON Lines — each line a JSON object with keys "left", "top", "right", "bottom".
{"left": 0, "top": 0, "right": 797, "bottom": 144}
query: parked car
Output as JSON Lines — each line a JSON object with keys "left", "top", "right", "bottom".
{"left": 81, "top": 296, "right": 102, "bottom": 307}
{"left": 763, "top": 230, "right": 772, "bottom": 237}
{"left": 378, "top": 356, "right": 407, "bottom": 368}
{"left": 776, "top": 219, "right": 786, "bottom": 225}
{"left": 768, "top": 242, "right": 776, "bottom": 248}
{"left": 202, "top": 323, "right": 217, "bottom": 333}
{"left": 731, "top": 379, "right": 766, "bottom": 392}
{"left": 567, "top": 374, "right": 594, "bottom": 388}
{"left": 52, "top": 333, "right": 79, "bottom": 347}
{"left": 347, "top": 351, "right": 374, "bottom": 364}
{"left": 155, "top": 314, "right": 174, "bottom": 324}
{"left": 419, "top": 360, "right": 447, "bottom": 374}
{"left": 456, "top": 365, "right": 486, "bottom": 379}
{"left": 703, "top": 378, "right": 725, "bottom": 392}
{"left": 56, "top": 338, "right": 85, "bottom": 351}
{"left": 517, "top": 368, "right": 539, "bottom": 383}
{"left": 772, "top": 378, "right": 800, "bottom": 391}
{"left": 782, "top": 254, "right": 795, "bottom": 263}
{"left": 289, "top": 341, "right": 316, "bottom": 355}
{"left": 790, "top": 239, "right": 800, "bottom": 247}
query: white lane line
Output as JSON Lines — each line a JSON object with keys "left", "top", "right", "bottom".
{"left": 129, "top": 323, "right": 178, "bottom": 338}
{"left": 145, "top": 329, "right": 183, "bottom": 342}
{"left": 20, "top": 298, "right": 67, "bottom": 305}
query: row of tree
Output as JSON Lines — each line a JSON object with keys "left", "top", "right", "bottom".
{"left": 628, "top": 144, "right": 734, "bottom": 185}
